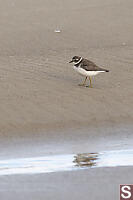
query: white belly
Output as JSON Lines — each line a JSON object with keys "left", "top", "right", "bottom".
{"left": 73, "top": 66, "right": 105, "bottom": 77}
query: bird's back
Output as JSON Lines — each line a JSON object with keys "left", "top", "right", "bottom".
{"left": 81, "top": 58, "right": 109, "bottom": 72}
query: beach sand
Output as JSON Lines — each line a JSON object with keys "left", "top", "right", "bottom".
{"left": 0, "top": 0, "right": 133, "bottom": 199}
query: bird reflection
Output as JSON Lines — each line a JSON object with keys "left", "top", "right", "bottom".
{"left": 73, "top": 153, "right": 99, "bottom": 167}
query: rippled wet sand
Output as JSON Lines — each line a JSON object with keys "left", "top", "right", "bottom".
{"left": 0, "top": 0, "right": 133, "bottom": 134}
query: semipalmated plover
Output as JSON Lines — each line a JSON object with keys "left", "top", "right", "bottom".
{"left": 69, "top": 56, "right": 109, "bottom": 87}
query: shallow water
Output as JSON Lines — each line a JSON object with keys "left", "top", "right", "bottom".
{"left": 0, "top": 149, "right": 133, "bottom": 176}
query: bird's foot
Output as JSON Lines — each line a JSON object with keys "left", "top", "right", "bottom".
{"left": 78, "top": 83, "right": 86, "bottom": 87}
{"left": 86, "top": 85, "right": 93, "bottom": 88}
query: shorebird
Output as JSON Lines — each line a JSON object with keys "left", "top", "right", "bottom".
{"left": 69, "top": 56, "right": 109, "bottom": 87}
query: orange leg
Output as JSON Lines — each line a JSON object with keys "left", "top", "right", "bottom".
{"left": 89, "top": 76, "right": 92, "bottom": 88}
{"left": 79, "top": 77, "right": 87, "bottom": 86}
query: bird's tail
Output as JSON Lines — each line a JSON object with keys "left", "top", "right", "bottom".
{"left": 100, "top": 68, "right": 109, "bottom": 72}
{"left": 105, "top": 69, "right": 109, "bottom": 72}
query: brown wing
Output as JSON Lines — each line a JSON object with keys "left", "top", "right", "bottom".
{"left": 80, "top": 59, "right": 108, "bottom": 72}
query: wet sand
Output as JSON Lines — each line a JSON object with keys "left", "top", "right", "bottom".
{"left": 0, "top": 125, "right": 133, "bottom": 200}
{"left": 0, "top": 0, "right": 133, "bottom": 199}
{"left": 1, "top": 167, "right": 133, "bottom": 200}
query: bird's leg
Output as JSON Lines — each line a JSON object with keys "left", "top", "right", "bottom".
{"left": 79, "top": 77, "right": 87, "bottom": 86}
{"left": 89, "top": 76, "right": 92, "bottom": 88}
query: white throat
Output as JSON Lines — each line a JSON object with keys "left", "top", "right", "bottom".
{"left": 74, "top": 57, "right": 82, "bottom": 65}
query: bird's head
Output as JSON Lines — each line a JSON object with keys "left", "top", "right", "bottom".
{"left": 69, "top": 56, "right": 82, "bottom": 64}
